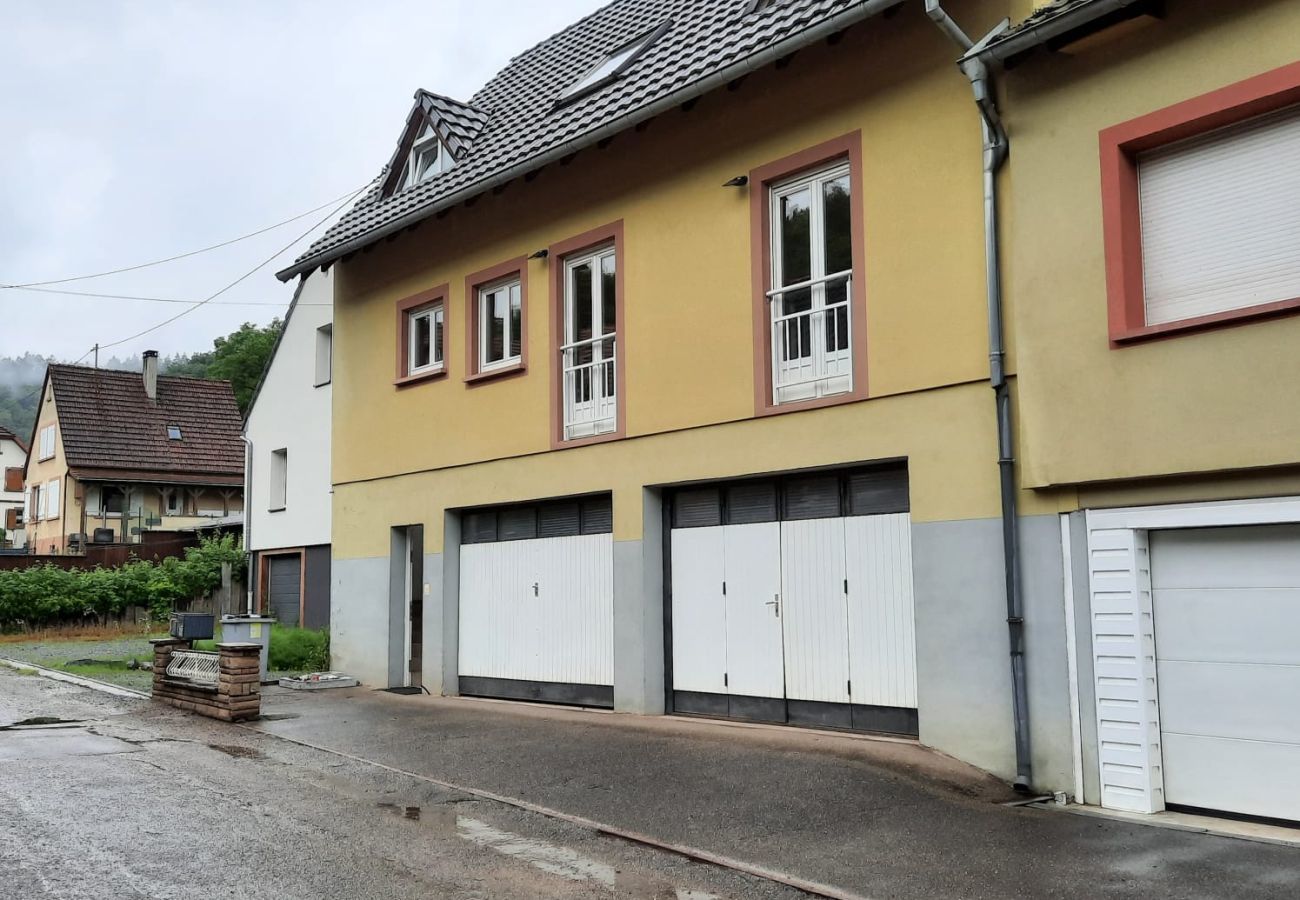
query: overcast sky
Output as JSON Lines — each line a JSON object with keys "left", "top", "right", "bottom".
{"left": 0, "top": 0, "right": 602, "bottom": 362}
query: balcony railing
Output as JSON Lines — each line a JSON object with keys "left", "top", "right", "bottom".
{"left": 768, "top": 271, "right": 853, "bottom": 404}
{"left": 561, "top": 333, "right": 617, "bottom": 440}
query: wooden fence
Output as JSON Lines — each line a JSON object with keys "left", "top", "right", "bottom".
{"left": 0, "top": 531, "right": 199, "bottom": 571}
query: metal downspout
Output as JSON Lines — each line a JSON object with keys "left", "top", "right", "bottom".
{"left": 925, "top": 1, "right": 1032, "bottom": 791}
{"left": 242, "top": 436, "right": 255, "bottom": 615}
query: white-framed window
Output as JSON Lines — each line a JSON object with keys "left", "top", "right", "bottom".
{"left": 29, "top": 484, "right": 40, "bottom": 522}
{"left": 403, "top": 122, "right": 450, "bottom": 188}
{"left": 165, "top": 490, "right": 182, "bottom": 516}
{"left": 478, "top": 278, "right": 523, "bottom": 371}
{"left": 1137, "top": 103, "right": 1300, "bottom": 328}
{"left": 315, "top": 324, "right": 333, "bottom": 387}
{"left": 561, "top": 245, "right": 617, "bottom": 440}
{"left": 44, "top": 479, "right": 60, "bottom": 521}
{"left": 38, "top": 424, "right": 56, "bottom": 461}
{"left": 407, "top": 304, "right": 445, "bottom": 376}
{"left": 270, "top": 448, "right": 288, "bottom": 511}
{"left": 768, "top": 160, "right": 854, "bottom": 405}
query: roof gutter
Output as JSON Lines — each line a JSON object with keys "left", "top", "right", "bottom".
{"left": 965, "top": 0, "right": 1145, "bottom": 64}
{"left": 276, "top": 0, "right": 907, "bottom": 282}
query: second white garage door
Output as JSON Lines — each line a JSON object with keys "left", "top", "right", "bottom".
{"left": 1151, "top": 524, "right": 1300, "bottom": 822}
{"left": 458, "top": 496, "right": 614, "bottom": 707}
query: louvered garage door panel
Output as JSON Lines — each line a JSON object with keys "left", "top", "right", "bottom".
{"left": 670, "top": 526, "right": 727, "bottom": 693}
{"left": 1152, "top": 525, "right": 1300, "bottom": 822}
{"left": 267, "top": 556, "right": 301, "bottom": 627}
{"left": 844, "top": 514, "right": 917, "bottom": 708}
{"left": 459, "top": 534, "right": 613, "bottom": 686}
{"left": 1140, "top": 104, "right": 1300, "bottom": 326}
{"left": 780, "top": 517, "right": 850, "bottom": 704}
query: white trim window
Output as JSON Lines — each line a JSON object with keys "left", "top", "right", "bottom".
{"left": 44, "top": 479, "right": 59, "bottom": 521}
{"left": 38, "top": 424, "right": 56, "bottom": 461}
{"left": 407, "top": 303, "right": 445, "bottom": 376}
{"left": 478, "top": 278, "right": 523, "bottom": 371}
{"left": 270, "top": 449, "right": 288, "bottom": 511}
{"left": 404, "top": 122, "right": 450, "bottom": 188}
{"left": 315, "top": 324, "right": 333, "bottom": 387}
{"left": 769, "top": 161, "right": 854, "bottom": 404}
{"left": 561, "top": 245, "right": 617, "bottom": 440}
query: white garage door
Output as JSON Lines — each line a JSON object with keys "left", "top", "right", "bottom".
{"left": 670, "top": 467, "right": 918, "bottom": 735}
{"left": 1152, "top": 525, "right": 1300, "bottom": 822}
{"left": 458, "top": 496, "right": 614, "bottom": 707}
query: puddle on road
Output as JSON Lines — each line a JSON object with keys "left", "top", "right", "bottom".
{"left": 208, "top": 744, "right": 266, "bottom": 760}
{"left": 0, "top": 716, "right": 82, "bottom": 730}
{"left": 375, "top": 802, "right": 720, "bottom": 898}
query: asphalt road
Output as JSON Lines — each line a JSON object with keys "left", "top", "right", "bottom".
{"left": 0, "top": 668, "right": 800, "bottom": 900}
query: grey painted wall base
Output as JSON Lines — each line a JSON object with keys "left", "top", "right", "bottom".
{"left": 912, "top": 514, "right": 1075, "bottom": 793}
{"left": 331, "top": 555, "right": 392, "bottom": 688}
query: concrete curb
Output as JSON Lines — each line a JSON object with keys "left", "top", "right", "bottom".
{"left": 1029, "top": 802, "right": 1300, "bottom": 849}
{"left": 237, "top": 722, "right": 875, "bottom": 900}
{"left": 0, "top": 656, "right": 150, "bottom": 700}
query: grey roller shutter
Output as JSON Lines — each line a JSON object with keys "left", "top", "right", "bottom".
{"left": 726, "top": 480, "right": 778, "bottom": 524}
{"left": 673, "top": 488, "right": 722, "bottom": 528}
{"left": 463, "top": 510, "right": 498, "bottom": 544}
{"left": 580, "top": 495, "right": 613, "bottom": 534}
{"left": 539, "top": 501, "right": 581, "bottom": 538}
{"left": 848, "top": 466, "right": 909, "bottom": 515}
{"left": 783, "top": 474, "right": 841, "bottom": 520}
{"left": 498, "top": 506, "right": 538, "bottom": 541}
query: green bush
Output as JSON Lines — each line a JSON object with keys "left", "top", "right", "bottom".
{"left": 268, "top": 625, "right": 329, "bottom": 672}
{"left": 0, "top": 535, "right": 247, "bottom": 631}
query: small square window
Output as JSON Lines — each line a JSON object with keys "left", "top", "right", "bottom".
{"left": 407, "top": 304, "right": 445, "bottom": 376}
{"left": 167, "top": 426, "right": 183, "bottom": 440}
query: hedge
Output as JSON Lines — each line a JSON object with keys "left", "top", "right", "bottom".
{"left": 0, "top": 535, "right": 245, "bottom": 631}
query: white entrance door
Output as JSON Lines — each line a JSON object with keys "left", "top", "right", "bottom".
{"left": 669, "top": 526, "right": 727, "bottom": 694}
{"left": 459, "top": 533, "right": 614, "bottom": 688}
{"left": 1152, "top": 525, "right": 1300, "bottom": 821}
{"left": 723, "top": 523, "right": 785, "bottom": 698}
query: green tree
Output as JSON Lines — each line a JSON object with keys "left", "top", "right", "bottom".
{"left": 194, "top": 320, "right": 282, "bottom": 413}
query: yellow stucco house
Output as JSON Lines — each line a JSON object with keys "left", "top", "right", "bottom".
{"left": 24, "top": 353, "right": 245, "bottom": 554}
{"left": 277, "top": 0, "right": 1300, "bottom": 821}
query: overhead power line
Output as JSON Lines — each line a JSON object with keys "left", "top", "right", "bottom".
{"left": 0, "top": 183, "right": 367, "bottom": 289}
{"left": 93, "top": 180, "right": 369, "bottom": 353}
{"left": 7, "top": 284, "right": 329, "bottom": 307}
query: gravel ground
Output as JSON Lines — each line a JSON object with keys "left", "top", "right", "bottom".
{"left": 0, "top": 633, "right": 305, "bottom": 693}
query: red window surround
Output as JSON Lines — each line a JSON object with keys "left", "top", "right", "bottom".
{"left": 1101, "top": 60, "right": 1300, "bottom": 346}
{"left": 393, "top": 283, "right": 449, "bottom": 388}
{"left": 749, "top": 132, "right": 869, "bottom": 416}
{"left": 464, "top": 256, "right": 529, "bottom": 385}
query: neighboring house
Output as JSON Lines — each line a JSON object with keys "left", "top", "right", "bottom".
{"left": 244, "top": 269, "right": 334, "bottom": 629}
{"left": 0, "top": 427, "right": 28, "bottom": 549}
{"left": 990, "top": 1, "right": 1300, "bottom": 824}
{"left": 273, "top": 0, "right": 1300, "bottom": 825}
{"left": 24, "top": 354, "right": 245, "bottom": 554}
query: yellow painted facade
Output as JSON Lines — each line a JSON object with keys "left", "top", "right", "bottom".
{"left": 1004, "top": 0, "right": 1300, "bottom": 496}
{"left": 331, "top": 1, "right": 1053, "bottom": 559}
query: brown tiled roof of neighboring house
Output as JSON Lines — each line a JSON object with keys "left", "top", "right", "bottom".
{"left": 0, "top": 426, "right": 27, "bottom": 454}
{"left": 47, "top": 365, "right": 244, "bottom": 483}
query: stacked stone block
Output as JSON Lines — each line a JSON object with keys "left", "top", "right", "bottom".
{"left": 151, "top": 638, "right": 261, "bottom": 722}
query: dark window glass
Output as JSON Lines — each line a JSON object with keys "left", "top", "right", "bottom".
{"left": 580, "top": 495, "right": 613, "bottom": 534}
{"left": 498, "top": 506, "right": 537, "bottom": 541}
{"left": 672, "top": 488, "right": 722, "bottom": 528}
{"left": 463, "top": 510, "right": 497, "bottom": 543}
{"left": 782, "top": 475, "right": 841, "bottom": 520}
{"left": 725, "top": 481, "right": 778, "bottom": 524}
{"left": 538, "top": 501, "right": 581, "bottom": 538}
{"left": 848, "top": 466, "right": 910, "bottom": 516}
{"left": 780, "top": 188, "right": 812, "bottom": 286}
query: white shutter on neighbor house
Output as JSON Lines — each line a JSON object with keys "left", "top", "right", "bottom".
{"left": 1138, "top": 103, "right": 1300, "bottom": 326}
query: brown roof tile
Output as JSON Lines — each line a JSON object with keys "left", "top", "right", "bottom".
{"left": 48, "top": 365, "right": 244, "bottom": 481}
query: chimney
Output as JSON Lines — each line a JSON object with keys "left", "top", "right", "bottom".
{"left": 143, "top": 350, "right": 159, "bottom": 402}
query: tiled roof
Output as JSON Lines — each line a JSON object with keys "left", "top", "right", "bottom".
{"left": 48, "top": 365, "right": 244, "bottom": 481}
{"left": 279, "top": 0, "right": 905, "bottom": 280}
{"left": 0, "top": 427, "right": 26, "bottom": 454}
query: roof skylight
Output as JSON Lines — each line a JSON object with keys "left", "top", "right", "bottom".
{"left": 557, "top": 22, "right": 671, "bottom": 105}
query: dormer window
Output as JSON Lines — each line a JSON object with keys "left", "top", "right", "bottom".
{"left": 557, "top": 22, "right": 670, "bottom": 105}
{"left": 403, "top": 122, "right": 450, "bottom": 188}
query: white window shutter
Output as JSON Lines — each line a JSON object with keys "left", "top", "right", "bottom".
{"left": 1139, "top": 104, "right": 1300, "bottom": 326}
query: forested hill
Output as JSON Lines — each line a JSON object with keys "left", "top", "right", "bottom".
{"left": 0, "top": 319, "right": 282, "bottom": 440}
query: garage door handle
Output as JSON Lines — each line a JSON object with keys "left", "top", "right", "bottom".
{"left": 765, "top": 595, "right": 780, "bottom": 618}
{"left": 532, "top": 582, "right": 539, "bottom": 597}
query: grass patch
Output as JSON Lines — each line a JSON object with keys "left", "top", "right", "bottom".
{"left": 194, "top": 625, "right": 329, "bottom": 673}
